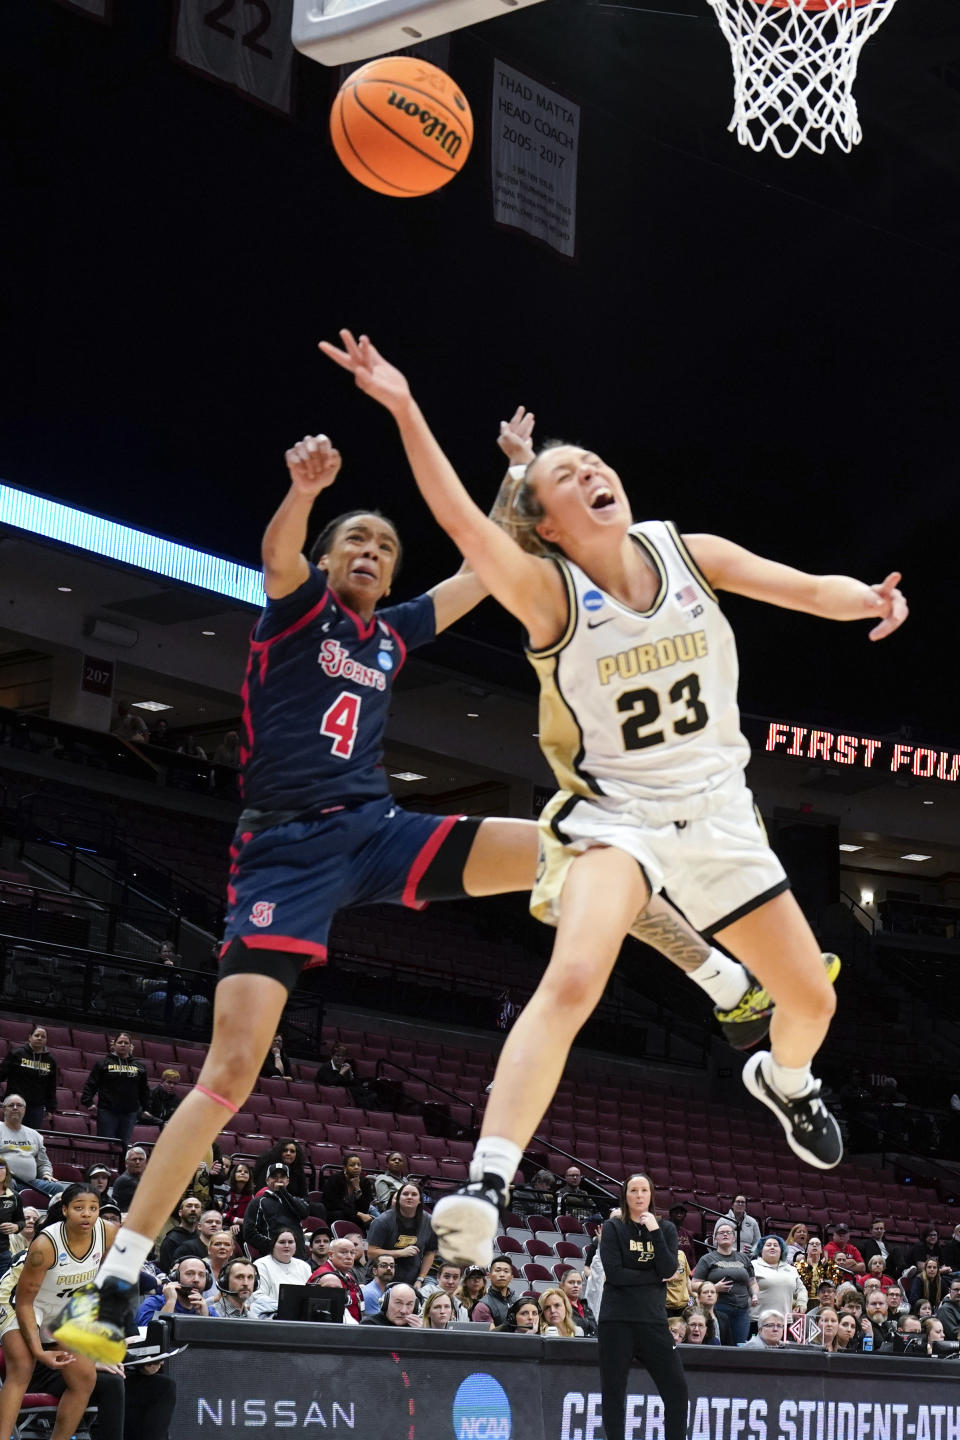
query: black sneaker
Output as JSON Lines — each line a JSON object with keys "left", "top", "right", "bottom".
{"left": 51, "top": 1276, "right": 136, "bottom": 1363}
{"left": 715, "top": 953, "right": 841, "bottom": 1051}
{"left": 742, "top": 1050, "right": 843, "bottom": 1170}
{"left": 431, "top": 1175, "right": 507, "bottom": 1268}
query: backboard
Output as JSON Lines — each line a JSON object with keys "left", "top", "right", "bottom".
{"left": 293, "top": 0, "right": 547, "bottom": 67}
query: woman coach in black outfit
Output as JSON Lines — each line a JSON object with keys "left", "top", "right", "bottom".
{"left": 598, "top": 1173, "right": 688, "bottom": 1440}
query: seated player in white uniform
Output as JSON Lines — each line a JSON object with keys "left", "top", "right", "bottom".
{"left": 320, "top": 329, "right": 908, "bottom": 1265}
{"left": 0, "top": 1182, "right": 116, "bottom": 1440}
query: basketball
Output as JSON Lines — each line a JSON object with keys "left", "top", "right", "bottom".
{"left": 330, "top": 57, "right": 474, "bottom": 198}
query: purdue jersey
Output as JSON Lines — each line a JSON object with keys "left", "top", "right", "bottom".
{"left": 527, "top": 521, "right": 750, "bottom": 821}
{"left": 0, "top": 1219, "right": 109, "bottom": 1337}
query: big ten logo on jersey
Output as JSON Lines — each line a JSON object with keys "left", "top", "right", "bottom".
{"left": 318, "top": 639, "right": 386, "bottom": 691}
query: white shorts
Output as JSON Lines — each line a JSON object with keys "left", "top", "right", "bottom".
{"left": 532, "top": 783, "right": 789, "bottom": 935}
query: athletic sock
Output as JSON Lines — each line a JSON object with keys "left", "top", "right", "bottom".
{"left": 689, "top": 950, "right": 750, "bottom": 1009}
{"left": 766, "top": 1057, "right": 815, "bottom": 1100}
{"left": 469, "top": 1137, "right": 523, "bottom": 1192}
{"left": 96, "top": 1227, "right": 153, "bottom": 1288}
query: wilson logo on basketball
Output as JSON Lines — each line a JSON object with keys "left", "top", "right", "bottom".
{"left": 249, "top": 901, "right": 276, "bottom": 928}
{"left": 386, "top": 92, "right": 464, "bottom": 157}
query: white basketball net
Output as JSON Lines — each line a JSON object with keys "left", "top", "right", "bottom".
{"left": 705, "top": 0, "right": 901, "bottom": 159}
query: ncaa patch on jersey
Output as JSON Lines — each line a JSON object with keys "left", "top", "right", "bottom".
{"left": 377, "top": 651, "right": 393, "bottom": 670}
{"left": 249, "top": 901, "right": 276, "bottom": 928}
{"left": 583, "top": 589, "right": 604, "bottom": 612}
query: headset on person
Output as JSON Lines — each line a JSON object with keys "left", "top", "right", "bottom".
{"left": 217, "top": 1257, "right": 260, "bottom": 1294}
{"left": 379, "top": 1282, "right": 422, "bottom": 1315}
{"left": 169, "top": 1254, "right": 214, "bottom": 1292}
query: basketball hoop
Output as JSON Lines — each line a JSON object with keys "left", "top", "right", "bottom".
{"left": 705, "top": 0, "right": 901, "bottom": 158}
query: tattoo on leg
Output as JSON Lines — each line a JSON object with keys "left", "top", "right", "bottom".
{"left": 628, "top": 910, "right": 711, "bottom": 972}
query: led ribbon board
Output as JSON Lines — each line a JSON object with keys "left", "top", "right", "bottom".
{"left": 763, "top": 720, "right": 960, "bottom": 785}
{"left": 0, "top": 483, "right": 266, "bottom": 609}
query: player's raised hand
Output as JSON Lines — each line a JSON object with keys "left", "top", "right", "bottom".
{"left": 284, "top": 434, "right": 342, "bottom": 497}
{"left": 319, "top": 330, "right": 412, "bottom": 415}
{"left": 497, "top": 406, "right": 536, "bottom": 464}
{"left": 867, "top": 571, "right": 908, "bottom": 641}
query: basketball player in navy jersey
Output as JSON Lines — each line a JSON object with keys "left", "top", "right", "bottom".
{"left": 53, "top": 422, "right": 819, "bottom": 1360}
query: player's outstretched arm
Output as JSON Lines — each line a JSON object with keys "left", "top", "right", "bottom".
{"left": 261, "top": 434, "right": 342, "bottom": 600}
{"left": 685, "top": 534, "right": 908, "bottom": 641}
{"left": 427, "top": 406, "right": 537, "bottom": 633}
{"left": 319, "top": 331, "right": 566, "bottom": 648}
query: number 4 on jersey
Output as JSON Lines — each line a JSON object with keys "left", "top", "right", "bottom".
{"left": 320, "top": 691, "right": 361, "bottom": 758}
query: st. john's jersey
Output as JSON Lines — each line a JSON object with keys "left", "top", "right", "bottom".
{"left": 239, "top": 563, "right": 435, "bottom": 824}
{"left": 527, "top": 520, "right": 750, "bottom": 821}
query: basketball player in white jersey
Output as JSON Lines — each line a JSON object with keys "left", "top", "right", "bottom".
{"left": 321, "top": 330, "right": 908, "bottom": 1266}
{"left": 0, "top": 1183, "right": 116, "bottom": 1440}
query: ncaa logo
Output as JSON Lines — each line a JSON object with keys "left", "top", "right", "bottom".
{"left": 452, "top": 1373, "right": 511, "bottom": 1439}
{"left": 582, "top": 589, "right": 604, "bottom": 612}
{"left": 249, "top": 901, "right": 275, "bottom": 929}
{"left": 377, "top": 650, "right": 394, "bottom": 670}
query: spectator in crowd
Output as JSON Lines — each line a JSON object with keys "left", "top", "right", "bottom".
{"left": 667, "top": 1317, "right": 687, "bottom": 1343}
{"left": 81, "top": 1034, "right": 150, "bottom": 1150}
{"left": 420, "top": 1259, "right": 467, "bottom": 1318}
{"left": 858, "top": 1252, "right": 894, "bottom": 1291}
{"left": 157, "top": 1197, "right": 204, "bottom": 1272}
{"left": 935, "top": 1275, "right": 960, "bottom": 1339}
{"left": 0, "top": 1160, "right": 24, "bottom": 1278}
{"left": 323, "top": 1153, "right": 375, "bottom": 1229}
{"left": 361, "top": 1255, "right": 396, "bottom": 1315}
{"left": 253, "top": 1227, "right": 312, "bottom": 1308}
{"left": 885, "top": 1283, "right": 907, "bottom": 1319}
{"left": 113, "top": 703, "right": 148, "bottom": 743}
{"left": 169, "top": 1208, "right": 224, "bottom": 1264}
{"left": 713, "top": 1196, "right": 761, "bottom": 1258}
{"left": 243, "top": 1164, "right": 309, "bottom": 1258}
{"left": 807, "top": 1279, "right": 839, "bottom": 1322}
{"left": 941, "top": 1222, "right": 960, "bottom": 1273}
{"left": 177, "top": 734, "right": 207, "bottom": 760}
{"left": 561, "top": 1268, "right": 598, "bottom": 1336}
{"left": 9, "top": 1206, "right": 39, "bottom": 1256}
{"left": 740, "top": 1310, "right": 785, "bottom": 1349}
{"left": 859, "top": 1217, "right": 897, "bottom": 1274}
{"left": 878, "top": 1314, "right": 923, "bottom": 1354}
{"left": 532, "top": 1169, "right": 557, "bottom": 1199}
{"left": 372, "top": 1152, "right": 407, "bottom": 1211}
{"left": 204, "top": 1231, "right": 238, "bottom": 1295}
{"left": 752, "top": 1234, "right": 807, "bottom": 1324}
{"left": 794, "top": 1235, "right": 841, "bottom": 1301}
{"left": 682, "top": 1308, "right": 716, "bottom": 1346}
{"left": 307, "top": 1226, "right": 332, "bottom": 1268}
{"left": 85, "top": 1164, "right": 113, "bottom": 1204}
{"left": 0, "top": 1094, "right": 65, "bottom": 1199}
{"left": 147, "top": 1071, "right": 182, "bottom": 1128}
{"left": 253, "top": 1141, "right": 310, "bottom": 1201}
{"left": 784, "top": 1223, "right": 809, "bottom": 1265}
{"left": 216, "top": 1257, "right": 259, "bottom": 1318}
{"left": 904, "top": 1227, "right": 946, "bottom": 1275}
{"left": 421, "top": 1290, "right": 455, "bottom": 1330}
{"left": 260, "top": 1034, "right": 290, "bottom": 1081}
{"left": 496, "top": 1297, "right": 541, "bottom": 1334}
{"left": 212, "top": 730, "right": 241, "bottom": 768}
{"left": 361, "top": 1283, "right": 423, "bottom": 1328}
{"left": 149, "top": 719, "right": 173, "bottom": 748}
{"left": 471, "top": 1257, "right": 517, "bottom": 1326}
{"left": 835, "top": 1282, "right": 861, "bottom": 1314}
{"left": 692, "top": 1281, "right": 729, "bottom": 1344}
{"left": 909, "top": 1255, "right": 945, "bottom": 1309}
{"left": 222, "top": 1160, "right": 255, "bottom": 1233}
{"left": 665, "top": 1248, "right": 691, "bottom": 1318}
{"left": 919, "top": 1317, "right": 949, "bottom": 1355}
{"left": 540, "top": 1288, "right": 583, "bottom": 1336}
{"left": 112, "top": 1147, "right": 147, "bottom": 1212}
{"left": 693, "top": 1220, "right": 759, "bottom": 1346}
{"left": 310, "top": 1237, "right": 363, "bottom": 1322}
{"left": 556, "top": 1165, "right": 594, "bottom": 1218}
{"left": 367, "top": 1180, "right": 436, "bottom": 1288}
{"left": 816, "top": 1308, "right": 842, "bottom": 1352}
{"left": 0, "top": 1026, "right": 58, "bottom": 1130}
{"left": 668, "top": 1205, "right": 695, "bottom": 1270}
{"left": 835, "top": 1310, "right": 861, "bottom": 1351}
{"left": 824, "top": 1222, "right": 865, "bottom": 1278}
{"left": 455, "top": 1266, "right": 488, "bottom": 1319}
{"left": 137, "top": 1255, "right": 219, "bottom": 1322}
{"left": 317, "top": 1042, "right": 356, "bottom": 1090}
{"left": 348, "top": 1231, "right": 368, "bottom": 1283}
{"left": 864, "top": 1288, "right": 896, "bottom": 1346}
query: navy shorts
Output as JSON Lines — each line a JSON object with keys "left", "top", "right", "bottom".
{"left": 222, "top": 797, "right": 479, "bottom": 975}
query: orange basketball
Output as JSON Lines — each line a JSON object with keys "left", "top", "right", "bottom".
{"left": 330, "top": 56, "right": 474, "bottom": 198}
